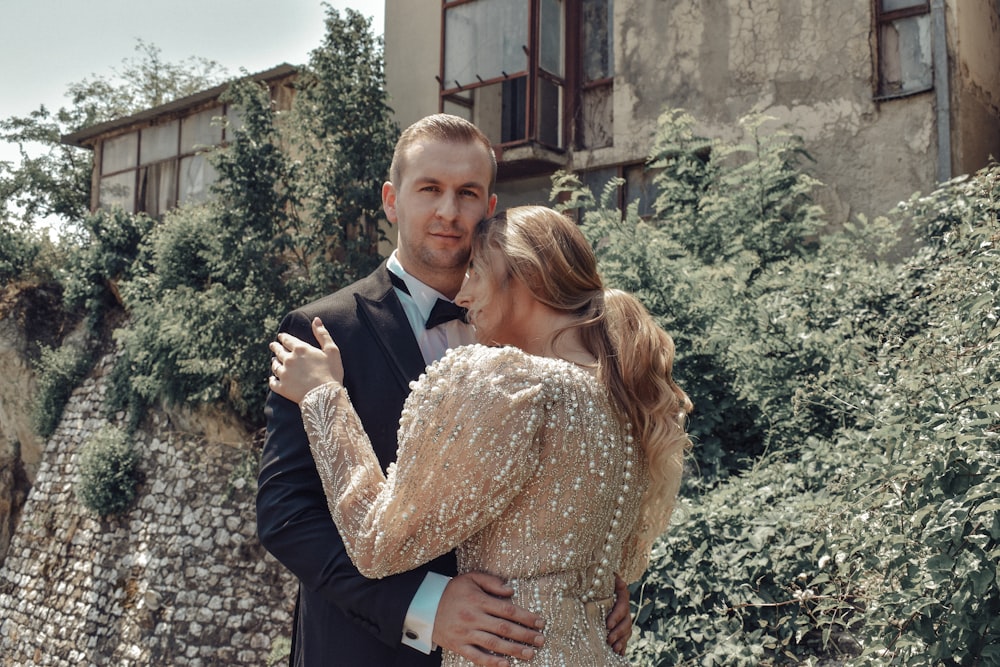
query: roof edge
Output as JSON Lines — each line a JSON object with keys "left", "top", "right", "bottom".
{"left": 61, "top": 63, "right": 298, "bottom": 148}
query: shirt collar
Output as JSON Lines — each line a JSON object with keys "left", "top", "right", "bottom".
{"left": 386, "top": 251, "right": 454, "bottom": 319}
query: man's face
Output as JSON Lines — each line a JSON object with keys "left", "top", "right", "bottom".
{"left": 383, "top": 138, "right": 497, "bottom": 293}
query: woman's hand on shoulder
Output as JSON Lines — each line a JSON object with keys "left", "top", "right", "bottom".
{"left": 268, "top": 317, "right": 345, "bottom": 404}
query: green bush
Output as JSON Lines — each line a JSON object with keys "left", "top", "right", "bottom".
{"left": 60, "top": 207, "right": 154, "bottom": 329}
{"left": 110, "top": 8, "right": 394, "bottom": 428}
{"left": 558, "top": 110, "right": 999, "bottom": 664}
{"left": 556, "top": 111, "right": 869, "bottom": 484}
{"left": 32, "top": 343, "right": 95, "bottom": 439}
{"left": 77, "top": 424, "right": 142, "bottom": 517}
{"left": 839, "top": 167, "right": 1000, "bottom": 664}
{"left": 0, "top": 219, "right": 42, "bottom": 284}
{"left": 112, "top": 78, "right": 291, "bottom": 424}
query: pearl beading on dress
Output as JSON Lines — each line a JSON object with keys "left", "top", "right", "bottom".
{"left": 302, "top": 344, "right": 650, "bottom": 666}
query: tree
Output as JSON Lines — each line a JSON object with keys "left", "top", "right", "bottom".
{"left": 0, "top": 40, "right": 227, "bottom": 230}
{"left": 110, "top": 7, "right": 397, "bottom": 427}
{"left": 284, "top": 7, "right": 398, "bottom": 300}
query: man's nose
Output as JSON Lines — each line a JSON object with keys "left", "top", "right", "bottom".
{"left": 436, "top": 191, "right": 458, "bottom": 220}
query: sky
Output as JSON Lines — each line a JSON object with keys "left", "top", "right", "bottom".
{"left": 0, "top": 0, "right": 384, "bottom": 166}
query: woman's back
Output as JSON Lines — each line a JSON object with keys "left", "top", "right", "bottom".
{"left": 303, "top": 344, "right": 649, "bottom": 665}
{"left": 439, "top": 346, "right": 649, "bottom": 666}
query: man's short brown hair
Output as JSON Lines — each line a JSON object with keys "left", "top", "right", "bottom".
{"left": 389, "top": 114, "right": 497, "bottom": 193}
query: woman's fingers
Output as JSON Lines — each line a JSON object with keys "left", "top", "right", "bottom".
{"left": 312, "top": 317, "right": 336, "bottom": 350}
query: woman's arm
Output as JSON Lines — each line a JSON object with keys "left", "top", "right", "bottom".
{"left": 271, "top": 319, "right": 547, "bottom": 579}
{"left": 303, "top": 345, "right": 545, "bottom": 578}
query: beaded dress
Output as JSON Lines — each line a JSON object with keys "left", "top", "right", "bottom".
{"left": 301, "top": 344, "right": 651, "bottom": 666}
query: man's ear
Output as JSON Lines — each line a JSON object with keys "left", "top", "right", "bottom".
{"left": 382, "top": 181, "right": 398, "bottom": 224}
{"left": 486, "top": 193, "right": 498, "bottom": 217}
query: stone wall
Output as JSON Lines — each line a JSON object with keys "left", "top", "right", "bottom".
{"left": 0, "top": 353, "right": 297, "bottom": 666}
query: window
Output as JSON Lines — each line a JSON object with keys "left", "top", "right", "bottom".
{"left": 441, "top": 0, "right": 610, "bottom": 153}
{"left": 97, "top": 106, "right": 229, "bottom": 217}
{"left": 874, "top": 0, "right": 933, "bottom": 98}
{"left": 571, "top": 162, "right": 658, "bottom": 219}
{"left": 578, "top": 0, "right": 614, "bottom": 148}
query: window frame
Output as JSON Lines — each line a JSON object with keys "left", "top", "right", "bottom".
{"left": 440, "top": 0, "right": 608, "bottom": 153}
{"left": 873, "top": 0, "right": 934, "bottom": 100}
{"left": 96, "top": 103, "right": 234, "bottom": 217}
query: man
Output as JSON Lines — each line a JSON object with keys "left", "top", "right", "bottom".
{"left": 257, "top": 114, "right": 630, "bottom": 666}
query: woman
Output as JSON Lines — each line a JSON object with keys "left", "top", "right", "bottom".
{"left": 269, "top": 206, "right": 693, "bottom": 666}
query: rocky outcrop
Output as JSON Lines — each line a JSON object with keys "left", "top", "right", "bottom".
{"left": 0, "top": 283, "right": 50, "bottom": 563}
{"left": 0, "top": 351, "right": 297, "bottom": 665}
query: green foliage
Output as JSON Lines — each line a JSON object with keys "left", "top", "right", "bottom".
{"left": 0, "top": 104, "right": 93, "bottom": 223}
{"left": 0, "top": 217, "right": 49, "bottom": 284}
{"left": 114, "top": 79, "right": 291, "bottom": 422}
{"left": 110, "top": 8, "right": 395, "bottom": 427}
{"left": 283, "top": 6, "right": 397, "bottom": 303}
{"left": 59, "top": 208, "right": 155, "bottom": 328}
{"left": 556, "top": 111, "right": 854, "bottom": 483}
{"left": 839, "top": 167, "right": 1000, "bottom": 663}
{"left": 558, "top": 110, "right": 1000, "bottom": 664}
{"left": 77, "top": 424, "right": 142, "bottom": 517}
{"left": 32, "top": 342, "right": 95, "bottom": 439}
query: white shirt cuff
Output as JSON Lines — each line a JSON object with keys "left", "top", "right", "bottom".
{"left": 401, "top": 572, "right": 451, "bottom": 654}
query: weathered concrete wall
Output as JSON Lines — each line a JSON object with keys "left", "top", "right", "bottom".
{"left": 382, "top": 1, "right": 1000, "bottom": 224}
{"left": 607, "top": 0, "right": 940, "bottom": 222}
{"left": 0, "top": 353, "right": 296, "bottom": 666}
{"left": 384, "top": 0, "right": 442, "bottom": 132}
{"left": 951, "top": 0, "right": 1000, "bottom": 175}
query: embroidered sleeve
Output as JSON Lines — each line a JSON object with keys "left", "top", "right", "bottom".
{"left": 301, "top": 346, "right": 547, "bottom": 578}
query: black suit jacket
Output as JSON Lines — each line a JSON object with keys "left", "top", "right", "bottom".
{"left": 257, "top": 262, "right": 457, "bottom": 666}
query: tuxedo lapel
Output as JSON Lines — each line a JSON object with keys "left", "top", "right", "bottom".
{"left": 354, "top": 275, "right": 426, "bottom": 393}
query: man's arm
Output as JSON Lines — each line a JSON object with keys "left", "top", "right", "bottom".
{"left": 433, "top": 573, "right": 545, "bottom": 666}
{"left": 259, "top": 309, "right": 551, "bottom": 659}
{"left": 256, "top": 386, "right": 429, "bottom": 647}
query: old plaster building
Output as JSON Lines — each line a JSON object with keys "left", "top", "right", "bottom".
{"left": 61, "top": 64, "right": 297, "bottom": 218}
{"left": 384, "top": 0, "right": 1000, "bottom": 222}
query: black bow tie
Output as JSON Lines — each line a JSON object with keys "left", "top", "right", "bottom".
{"left": 389, "top": 269, "right": 468, "bottom": 329}
{"left": 425, "top": 298, "right": 467, "bottom": 329}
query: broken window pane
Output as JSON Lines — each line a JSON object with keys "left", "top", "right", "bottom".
{"left": 181, "top": 107, "right": 223, "bottom": 152}
{"left": 878, "top": 13, "right": 933, "bottom": 97}
{"left": 444, "top": 0, "right": 528, "bottom": 88}
{"left": 178, "top": 154, "right": 218, "bottom": 205}
{"left": 579, "top": 83, "right": 613, "bottom": 149}
{"left": 99, "top": 172, "right": 136, "bottom": 212}
{"left": 583, "top": 0, "right": 614, "bottom": 81}
{"left": 140, "top": 161, "right": 177, "bottom": 217}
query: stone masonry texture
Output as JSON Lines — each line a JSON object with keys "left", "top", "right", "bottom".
{"left": 0, "top": 353, "right": 297, "bottom": 666}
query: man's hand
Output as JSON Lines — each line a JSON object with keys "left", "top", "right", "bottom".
{"left": 606, "top": 574, "right": 633, "bottom": 656}
{"left": 432, "top": 572, "right": 545, "bottom": 667}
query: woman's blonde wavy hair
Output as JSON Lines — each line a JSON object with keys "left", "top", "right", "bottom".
{"left": 471, "top": 206, "right": 693, "bottom": 561}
